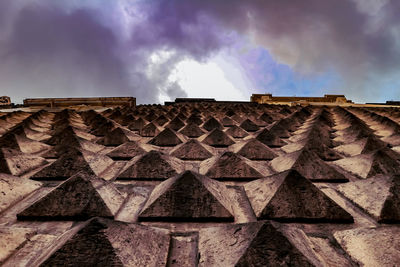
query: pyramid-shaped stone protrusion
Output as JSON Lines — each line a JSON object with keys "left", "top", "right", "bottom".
{"left": 258, "top": 112, "right": 274, "bottom": 124}
{"left": 244, "top": 170, "right": 353, "bottom": 222}
{"left": 360, "top": 135, "right": 388, "bottom": 153}
{"left": 0, "top": 132, "right": 50, "bottom": 154}
{"left": 118, "top": 150, "right": 181, "bottom": 180}
{"left": 0, "top": 148, "right": 48, "bottom": 176}
{"left": 202, "top": 117, "right": 223, "bottom": 131}
{"left": 139, "top": 170, "right": 234, "bottom": 221}
{"left": 240, "top": 119, "right": 260, "bottom": 132}
{"left": 46, "top": 126, "right": 94, "bottom": 145}
{"left": 221, "top": 116, "right": 236, "bottom": 127}
{"left": 0, "top": 173, "right": 42, "bottom": 213}
{"left": 31, "top": 148, "right": 114, "bottom": 180}
{"left": 88, "top": 116, "right": 117, "bottom": 136}
{"left": 166, "top": 116, "right": 185, "bottom": 131}
{"left": 225, "top": 125, "right": 249, "bottom": 138}
{"left": 334, "top": 135, "right": 387, "bottom": 156}
{"left": 148, "top": 128, "right": 183, "bottom": 147}
{"left": 231, "top": 114, "right": 244, "bottom": 124}
{"left": 203, "top": 152, "right": 263, "bottom": 180}
{"left": 202, "top": 129, "right": 235, "bottom": 147}
{"left": 18, "top": 172, "right": 124, "bottom": 220}
{"left": 36, "top": 218, "right": 170, "bottom": 266}
{"left": 198, "top": 221, "right": 323, "bottom": 266}
{"left": 272, "top": 148, "right": 348, "bottom": 182}
{"left": 128, "top": 117, "right": 146, "bottom": 131}
{"left": 179, "top": 122, "right": 205, "bottom": 138}
{"left": 186, "top": 114, "right": 203, "bottom": 125}
{"left": 302, "top": 141, "right": 343, "bottom": 161}
{"left": 338, "top": 174, "right": 400, "bottom": 223}
{"left": 256, "top": 128, "right": 286, "bottom": 148}
{"left": 145, "top": 111, "right": 158, "bottom": 122}
{"left": 334, "top": 148, "right": 400, "bottom": 179}
{"left": 153, "top": 114, "right": 169, "bottom": 126}
{"left": 170, "top": 139, "right": 213, "bottom": 160}
{"left": 139, "top": 122, "right": 159, "bottom": 137}
{"left": 237, "top": 138, "right": 277, "bottom": 160}
{"left": 106, "top": 141, "right": 145, "bottom": 160}
{"left": 99, "top": 127, "right": 132, "bottom": 146}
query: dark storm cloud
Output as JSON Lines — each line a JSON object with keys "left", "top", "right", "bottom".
{"left": 144, "top": 0, "right": 400, "bottom": 101}
{"left": 1, "top": 0, "right": 400, "bottom": 103}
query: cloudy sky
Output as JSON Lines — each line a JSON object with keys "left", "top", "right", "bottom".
{"left": 1, "top": 0, "right": 400, "bottom": 104}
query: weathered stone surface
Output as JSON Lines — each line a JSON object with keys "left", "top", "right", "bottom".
{"left": 179, "top": 122, "right": 205, "bottom": 138}
{"left": 148, "top": 128, "right": 183, "bottom": 146}
{"left": 237, "top": 138, "right": 277, "bottom": 160}
{"left": 106, "top": 141, "right": 145, "bottom": 160}
{"left": 272, "top": 149, "right": 348, "bottom": 182}
{"left": 202, "top": 117, "right": 223, "bottom": 131}
{"left": 0, "top": 173, "right": 41, "bottom": 213}
{"left": 338, "top": 174, "right": 400, "bottom": 222}
{"left": 166, "top": 116, "right": 185, "bottom": 131}
{"left": 38, "top": 218, "right": 170, "bottom": 266}
{"left": 118, "top": 150, "right": 182, "bottom": 179}
{"left": 31, "top": 148, "right": 114, "bottom": 179}
{"left": 198, "top": 221, "right": 322, "bottom": 266}
{"left": 139, "top": 171, "right": 234, "bottom": 221}
{"left": 202, "top": 128, "right": 235, "bottom": 147}
{"left": 18, "top": 172, "right": 124, "bottom": 220}
{"left": 0, "top": 148, "right": 48, "bottom": 176}
{"left": 334, "top": 226, "right": 400, "bottom": 267}
{"left": 99, "top": 127, "right": 134, "bottom": 146}
{"left": 225, "top": 125, "right": 249, "bottom": 138}
{"left": 0, "top": 227, "right": 35, "bottom": 264}
{"left": 240, "top": 118, "right": 260, "bottom": 132}
{"left": 170, "top": 139, "right": 213, "bottom": 160}
{"left": 256, "top": 128, "right": 286, "bottom": 147}
{"left": 244, "top": 170, "right": 353, "bottom": 222}
{"left": 139, "top": 122, "right": 159, "bottom": 137}
{"left": 202, "top": 152, "right": 263, "bottom": 180}
{"left": 334, "top": 148, "right": 400, "bottom": 178}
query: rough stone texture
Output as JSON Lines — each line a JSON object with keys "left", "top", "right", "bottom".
{"left": 202, "top": 152, "right": 263, "bottom": 180}
{"left": 0, "top": 227, "right": 34, "bottom": 264}
{"left": 118, "top": 150, "right": 182, "bottom": 179}
{"left": 244, "top": 170, "right": 353, "bottom": 222}
{"left": 148, "top": 127, "right": 183, "bottom": 146}
{"left": 272, "top": 149, "right": 348, "bottom": 182}
{"left": 31, "top": 148, "right": 114, "bottom": 179}
{"left": 0, "top": 173, "right": 41, "bottom": 213}
{"left": 237, "top": 138, "right": 277, "bottom": 160}
{"left": 198, "top": 221, "right": 322, "bottom": 266}
{"left": 139, "top": 171, "right": 234, "bottom": 221}
{"left": 39, "top": 218, "right": 170, "bottom": 266}
{"left": 179, "top": 122, "right": 205, "bottom": 137}
{"left": 1, "top": 103, "right": 400, "bottom": 265}
{"left": 18, "top": 172, "right": 124, "bottom": 220}
{"left": 225, "top": 125, "right": 249, "bottom": 138}
{"left": 170, "top": 139, "right": 213, "bottom": 160}
{"left": 338, "top": 174, "right": 400, "bottom": 222}
{"left": 334, "top": 226, "right": 400, "bottom": 267}
{"left": 106, "top": 141, "right": 145, "bottom": 160}
{"left": 202, "top": 128, "right": 235, "bottom": 147}
{"left": 0, "top": 148, "right": 48, "bottom": 176}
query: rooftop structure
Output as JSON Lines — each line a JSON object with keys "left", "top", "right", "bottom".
{"left": 0, "top": 99, "right": 400, "bottom": 266}
{"left": 23, "top": 96, "right": 136, "bottom": 108}
{"left": 251, "top": 93, "right": 353, "bottom": 105}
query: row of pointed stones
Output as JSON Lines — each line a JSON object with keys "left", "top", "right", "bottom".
{"left": 17, "top": 170, "right": 355, "bottom": 223}
{"left": 29, "top": 217, "right": 327, "bottom": 266}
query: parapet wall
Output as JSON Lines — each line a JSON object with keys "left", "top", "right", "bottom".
{"left": 23, "top": 96, "right": 136, "bottom": 108}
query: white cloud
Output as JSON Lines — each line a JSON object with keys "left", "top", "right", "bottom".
{"left": 169, "top": 58, "right": 249, "bottom": 101}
